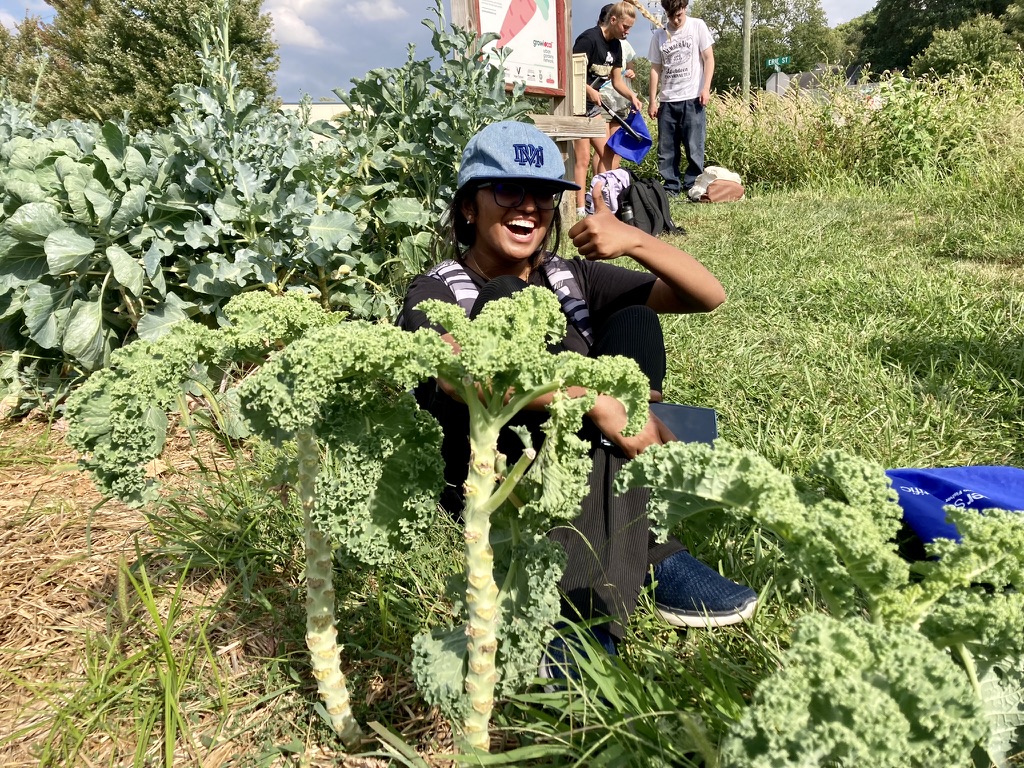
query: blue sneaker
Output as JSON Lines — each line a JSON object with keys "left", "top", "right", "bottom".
{"left": 538, "top": 623, "right": 617, "bottom": 691}
{"left": 646, "top": 551, "right": 757, "bottom": 628}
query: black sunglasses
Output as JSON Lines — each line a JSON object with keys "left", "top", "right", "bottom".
{"left": 478, "top": 182, "right": 564, "bottom": 211}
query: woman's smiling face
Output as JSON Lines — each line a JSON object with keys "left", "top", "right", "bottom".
{"left": 463, "top": 182, "right": 557, "bottom": 272}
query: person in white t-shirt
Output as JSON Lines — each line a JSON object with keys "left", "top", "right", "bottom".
{"left": 647, "top": 0, "right": 715, "bottom": 195}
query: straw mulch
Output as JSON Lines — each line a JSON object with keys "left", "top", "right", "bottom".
{"left": 0, "top": 416, "right": 435, "bottom": 767}
{"left": 1, "top": 416, "right": 142, "bottom": 755}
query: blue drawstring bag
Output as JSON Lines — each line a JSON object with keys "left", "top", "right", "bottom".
{"left": 606, "top": 108, "right": 653, "bottom": 164}
{"left": 885, "top": 465, "right": 1024, "bottom": 544}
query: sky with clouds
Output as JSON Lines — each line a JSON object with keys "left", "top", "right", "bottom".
{"left": 1, "top": 0, "right": 877, "bottom": 104}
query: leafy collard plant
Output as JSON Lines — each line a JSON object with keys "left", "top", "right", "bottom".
{"left": 2, "top": 0, "right": 532, "bottom": 413}
{"left": 67, "top": 289, "right": 649, "bottom": 752}
{"left": 617, "top": 442, "right": 1024, "bottom": 767}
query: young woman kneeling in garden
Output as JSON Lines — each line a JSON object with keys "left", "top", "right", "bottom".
{"left": 399, "top": 120, "right": 756, "bottom": 665}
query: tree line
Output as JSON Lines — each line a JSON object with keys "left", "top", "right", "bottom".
{"left": 0, "top": 0, "right": 277, "bottom": 130}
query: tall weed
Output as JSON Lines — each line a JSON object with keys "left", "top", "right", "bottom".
{"left": 708, "top": 64, "right": 1024, "bottom": 189}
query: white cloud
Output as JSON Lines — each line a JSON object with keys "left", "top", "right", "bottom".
{"left": 266, "top": 2, "right": 329, "bottom": 49}
{"left": 1, "top": 11, "right": 17, "bottom": 30}
{"left": 343, "top": 0, "right": 406, "bottom": 21}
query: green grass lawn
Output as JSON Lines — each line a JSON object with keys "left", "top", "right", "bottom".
{"left": 661, "top": 183, "right": 1023, "bottom": 474}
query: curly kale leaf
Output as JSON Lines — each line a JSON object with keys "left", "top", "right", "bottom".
{"left": 239, "top": 321, "right": 450, "bottom": 443}
{"left": 616, "top": 441, "right": 910, "bottom": 618}
{"left": 491, "top": 536, "right": 565, "bottom": 699}
{"left": 313, "top": 393, "right": 443, "bottom": 567}
{"left": 219, "top": 291, "right": 343, "bottom": 358}
{"left": 720, "top": 615, "right": 986, "bottom": 768}
{"left": 899, "top": 508, "right": 1024, "bottom": 651}
{"left": 66, "top": 292, "right": 339, "bottom": 504}
{"left": 513, "top": 392, "right": 595, "bottom": 529}
{"left": 412, "top": 625, "right": 471, "bottom": 724}
{"left": 419, "top": 288, "right": 649, "bottom": 437}
{"left": 66, "top": 320, "right": 213, "bottom": 503}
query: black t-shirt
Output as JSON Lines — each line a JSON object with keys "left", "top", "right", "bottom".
{"left": 573, "top": 26, "right": 622, "bottom": 107}
{"left": 400, "top": 255, "right": 655, "bottom": 513}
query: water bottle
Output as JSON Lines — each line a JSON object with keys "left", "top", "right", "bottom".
{"left": 620, "top": 201, "right": 635, "bottom": 225}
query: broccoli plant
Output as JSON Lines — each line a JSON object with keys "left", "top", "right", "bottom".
{"left": 617, "top": 441, "right": 1024, "bottom": 767}
{"left": 67, "top": 288, "right": 649, "bottom": 753}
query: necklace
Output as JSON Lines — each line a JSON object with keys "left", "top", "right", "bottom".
{"left": 465, "top": 252, "right": 532, "bottom": 283}
{"left": 466, "top": 253, "right": 494, "bottom": 281}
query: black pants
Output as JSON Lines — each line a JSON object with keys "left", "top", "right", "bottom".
{"left": 471, "top": 278, "right": 685, "bottom": 641}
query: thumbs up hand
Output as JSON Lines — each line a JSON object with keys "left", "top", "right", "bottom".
{"left": 567, "top": 182, "right": 644, "bottom": 261}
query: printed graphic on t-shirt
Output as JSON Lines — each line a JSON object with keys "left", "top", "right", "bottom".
{"left": 660, "top": 36, "right": 694, "bottom": 92}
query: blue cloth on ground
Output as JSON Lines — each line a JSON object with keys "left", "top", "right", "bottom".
{"left": 885, "top": 466, "right": 1024, "bottom": 544}
{"left": 606, "top": 109, "right": 653, "bottom": 164}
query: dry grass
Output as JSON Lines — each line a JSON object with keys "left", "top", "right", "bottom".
{"left": 0, "top": 417, "right": 142, "bottom": 757}
{"left": 0, "top": 416, "right": 460, "bottom": 767}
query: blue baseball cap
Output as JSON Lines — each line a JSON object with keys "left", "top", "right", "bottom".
{"left": 457, "top": 121, "right": 581, "bottom": 192}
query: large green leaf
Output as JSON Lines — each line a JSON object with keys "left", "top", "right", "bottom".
{"left": 233, "top": 161, "right": 260, "bottom": 200}
{"left": 106, "top": 245, "right": 145, "bottom": 296}
{"left": 62, "top": 174, "right": 93, "bottom": 224}
{"left": 62, "top": 298, "right": 107, "bottom": 369}
{"left": 101, "top": 122, "right": 127, "bottom": 161}
{"left": 383, "top": 197, "right": 431, "bottom": 227}
{"left": 44, "top": 226, "right": 96, "bottom": 274}
{"left": 142, "top": 241, "right": 167, "bottom": 297}
{"left": 84, "top": 179, "right": 115, "bottom": 222}
{"left": 0, "top": 236, "right": 47, "bottom": 285}
{"left": 1, "top": 168, "right": 48, "bottom": 203}
{"left": 398, "top": 231, "right": 432, "bottom": 275}
{"left": 308, "top": 211, "right": 360, "bottom": 250}
{"left": 4, "top": 202, "right": 64, "bottom": 242}
{"left": 123, "top": 147, "right": 151, "bottom": 183}
{"left": 23, "top": 282, "right": 65, "bottom": 349}
{"left": 213, "top": 195, "right": 243, "bottom": 222}
{"left": 136, "top": 296, "right": 193, "bottom": 341}
{"left": 109, "top": 187, "right": 148, "bottom": 234}
{"left": 6, "top": 136, "right": 51, "bottom": 171}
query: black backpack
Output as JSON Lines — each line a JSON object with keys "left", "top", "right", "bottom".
{"left": 616, "top": 171, "right": 683, "bottom": 236}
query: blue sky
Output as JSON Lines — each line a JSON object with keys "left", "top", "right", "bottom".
{"left": 0, "top": 0, "right": 876, "bottom": 104}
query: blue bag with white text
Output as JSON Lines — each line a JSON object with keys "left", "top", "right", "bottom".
{"left": 885, "top": 465, "right": 1024, "bottom": 545}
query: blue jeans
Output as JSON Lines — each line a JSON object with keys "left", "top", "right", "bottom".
{"left": 657, "top": 98, "right": 706, "bottom": 194}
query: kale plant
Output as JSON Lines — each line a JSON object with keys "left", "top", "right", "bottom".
{"left": 618, "top": 441, "right": 1024, "bottom": 767}
{"left": 67, "top": 288, "right": 649, "bottom": 753}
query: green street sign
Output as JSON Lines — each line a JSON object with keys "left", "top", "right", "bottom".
{"left": 766, "top": 56, "right": 791, "bottom": 67}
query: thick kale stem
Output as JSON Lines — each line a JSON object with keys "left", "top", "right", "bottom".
{"left": 459, "top": 401, "right": 502, "bottom": 752}
{"left": 298, "top": 428, "right": 362, "bottom": 746}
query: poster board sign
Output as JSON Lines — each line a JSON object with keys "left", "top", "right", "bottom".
{"left": 476, "top": 0, "right": 565, "bottom": 96}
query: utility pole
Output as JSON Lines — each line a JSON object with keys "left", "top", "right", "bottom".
{"left": 741, "top": 0, "right": 752, "bottom": 102}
